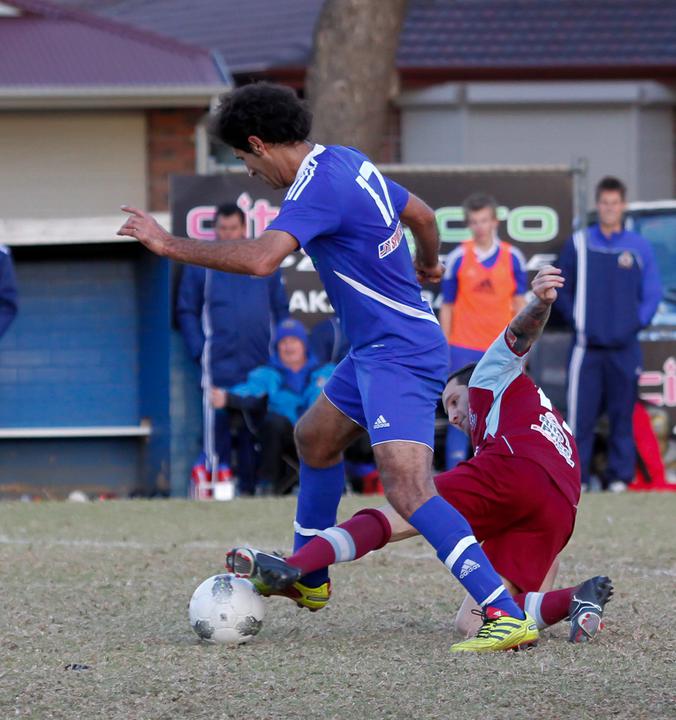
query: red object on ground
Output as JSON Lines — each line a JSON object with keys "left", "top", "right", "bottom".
{"left": 629, "top": 402, "right": 675, "bottom": 491}
{"left": 362, "top": 469, "right": 384, "bottom": 495}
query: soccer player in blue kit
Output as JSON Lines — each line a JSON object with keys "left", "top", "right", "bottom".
{"left": 118, "top": 83, "right": 538, "bottom": 651}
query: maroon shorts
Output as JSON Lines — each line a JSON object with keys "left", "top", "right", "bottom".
{"left": 434, "top": 452, "right": 577, "bottom": 593}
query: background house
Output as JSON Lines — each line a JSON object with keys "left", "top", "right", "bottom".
{"left": 2, "top": 0, "right": 674, "bottom": 497}
{"left": 58, "top": 0, "right": 676, "bottom": 203}
{"left": 0, "top": 0, "right": 229, "bottom": 497}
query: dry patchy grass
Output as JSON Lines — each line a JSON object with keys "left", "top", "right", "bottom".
{"left": 0, "top": 494, "right": 674, "bottom": 720}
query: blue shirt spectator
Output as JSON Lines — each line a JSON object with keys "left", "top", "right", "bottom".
{"left": 555, "top": 176, "right": 662, "bottom": 492}
{"left": 0, "top": 244, "right": 18, "bottom": 340}
{"left": 175, "top": 203, "right": 289, "bottom": 495}
{"left": 439, "top": 193, "right": 527, "bottom": 471}
{"left": 556, "top": 223, "right": 662, "bottom": 347}
{"left": 441, "top": 239, "right": 527, "bottom": 305}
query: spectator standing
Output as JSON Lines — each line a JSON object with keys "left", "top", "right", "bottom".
{"left": 0, "top": 244, "right": 18, "bottom": 340}
{"left": 439, "top": 193, "right": 527, "bottom": 468}
{"left": 211, "top": 319, "right": 334, "bottom": 495}
{"left": 176, "top": 203, "right": 289, "bottom": 495}
{"left": 556, "top": 176, "right": 662, "bottom": 492}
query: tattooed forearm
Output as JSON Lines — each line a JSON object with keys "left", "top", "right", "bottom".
{"left": 505, "top": 296, "right": 551, "bottom": 355}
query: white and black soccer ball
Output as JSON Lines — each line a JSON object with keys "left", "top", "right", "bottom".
{"left": 189, "top": 573, "right": 265, "bottom": 645}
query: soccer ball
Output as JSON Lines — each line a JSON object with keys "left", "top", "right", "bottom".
{"left": 188, "top": 573, "right": 265, "bottom": 645}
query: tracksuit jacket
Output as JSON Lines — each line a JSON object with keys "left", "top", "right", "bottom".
{"left": 555, "top": 223, "right": 662, "bottom": 485}
{"left": 176, "top": 266, "right": 289, "bottom": 387}
{"left": 0, "top": 245, "right": 18, "bottom": 340}
{"left": 556, "top": 224, "right": 662, "bottom": 348}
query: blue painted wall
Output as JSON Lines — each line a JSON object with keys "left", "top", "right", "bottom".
{"left": 0, "top": 244, "right": 173, "bottom": 498}
{"left": 0, "top": 250, "right": 140, "bottom": 426}
{"left": 137, "top": 252, "right": 172, "bottom": 495}
{"left": 169, "top": 329, "right": 203, "bottom": 497}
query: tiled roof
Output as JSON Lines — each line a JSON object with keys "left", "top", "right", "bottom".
{"left": 0, "top": 0, "right": 226, "bottom": 88}
{"left": 55, "top": 0, "right": 676, "bottom": 76}
{"left": 400, "top": 0, "right": 676, "bottom": 70}
{"left": 57, "top": 0, "right": 324, "bottom": 74}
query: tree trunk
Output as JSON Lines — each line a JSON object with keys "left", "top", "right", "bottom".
{"left": 305, "top": 0, "right": 408, "bottom": 161}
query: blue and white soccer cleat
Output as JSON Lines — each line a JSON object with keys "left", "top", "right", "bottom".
{"left": 568, "top": 575, "right": 614, "bottom": 643}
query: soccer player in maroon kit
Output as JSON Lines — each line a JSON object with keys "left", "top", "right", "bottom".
{"left": 228, "top": 266, "right": 613, "bottom": 648}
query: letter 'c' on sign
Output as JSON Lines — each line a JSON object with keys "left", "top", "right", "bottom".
{"left": 507, "top": 206, "right": 558, "bottom": 243}
{"left": 186, "top": 206, "right": 216, "bottom": 240}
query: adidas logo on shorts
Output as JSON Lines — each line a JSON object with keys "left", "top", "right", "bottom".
{"left": 373, "top": 415, "right": 390, "bottom": 429}
{"left": 459, "top": 559, "right": 480, "bottom": 579}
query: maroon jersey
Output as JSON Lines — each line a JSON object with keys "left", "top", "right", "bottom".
{"left": 468, "top": 330, "right": 580, "bottom": 507}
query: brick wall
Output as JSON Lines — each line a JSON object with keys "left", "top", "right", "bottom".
{"left": 146, "top": 108, "right": 205, "bottom": 211}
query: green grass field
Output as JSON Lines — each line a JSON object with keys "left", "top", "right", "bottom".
{"left": 1, "top": 494, "right": 674, "bottom": 720}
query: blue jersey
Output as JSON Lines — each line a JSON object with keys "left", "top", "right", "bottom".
{"left": 268, "top": 144, "right": 445, "bottom": 356}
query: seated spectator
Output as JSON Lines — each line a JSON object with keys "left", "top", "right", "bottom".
{"left": 210, "top": 319, "right": 335, "bottom": 495}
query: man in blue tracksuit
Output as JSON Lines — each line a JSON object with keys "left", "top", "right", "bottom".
{"left": 556, "top": 177, "right": 662, "bottom": 492}
{"left": 176, "top": 203, "right": 288, "bottom": 494}
{"left": 0, "top": 244, "right": 18, "bottom": 341}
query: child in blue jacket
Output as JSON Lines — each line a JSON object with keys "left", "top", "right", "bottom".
{"left": 211, "top": 319, "right": 335, "bottom": 494}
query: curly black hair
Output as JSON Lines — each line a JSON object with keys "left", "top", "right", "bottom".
{"left": 209, "top": 82, "right": 312, "bottom": 152}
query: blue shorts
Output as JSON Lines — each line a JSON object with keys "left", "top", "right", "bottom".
{"left": 323, "top": 343, "right": 448, "bottom": 450}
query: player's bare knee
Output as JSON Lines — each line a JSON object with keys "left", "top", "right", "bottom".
{"left": 294, "top": 417, "right": 323, "bottom": 465}
{"left": 294, "top": 413, "right": 343, "bottom": 467}
{"left": 379, "top": 471, "right": 432, "bottom": 520}
{"left": 375, "top": 443, "right": 436, "bottom": 519}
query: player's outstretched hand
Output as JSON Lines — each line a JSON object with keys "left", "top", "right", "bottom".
{"left": 414, "top": 259, "right": 444, "bottom": 285}
{"left": 117, "top": 206, "right": 171, "bottom": 256}
{"left": 532, "top": 265, "right": 564, "bottom": 305}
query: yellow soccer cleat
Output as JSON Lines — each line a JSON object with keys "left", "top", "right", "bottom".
{"left": 250, "top": 577, "right": 331, "bottom": 612}
{"left": 451, "top": 607, "right": 539, "bottom": 653}
{"left": 224, "top": 547, "right": 331, "bottom": 611}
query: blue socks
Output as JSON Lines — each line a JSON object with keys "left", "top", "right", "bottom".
{"left": 409, "top": 496, "right": 524, "bottom": 619}
{"left": 293, "top": 460, "right": 345, "bottom": 587}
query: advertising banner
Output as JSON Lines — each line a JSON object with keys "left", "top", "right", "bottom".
{"left": 171, "top": 167, "right": 574, "bottom": 325}
{"left": 171, "top": 168, "right": 675, "bottom": 435}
